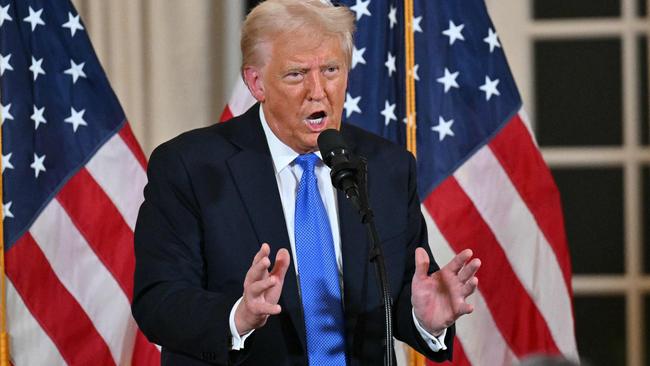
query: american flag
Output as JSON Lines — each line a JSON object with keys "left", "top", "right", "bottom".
{"left": 224, "top": 0, "right": 579, "bottom": 365}
{"left": 1, "top": 0, "right": 159, "bottom": 364}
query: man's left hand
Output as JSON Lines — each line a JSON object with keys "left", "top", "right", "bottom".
{"left": 411, "top": 248, "right": 481, "bottom": 336}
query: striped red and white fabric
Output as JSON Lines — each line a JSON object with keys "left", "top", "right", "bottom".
{"left": 5, "top": 125, "right": 159, "bottom": 365}
{"left": 0, "top": 1, "right": 161, "bottom": 364}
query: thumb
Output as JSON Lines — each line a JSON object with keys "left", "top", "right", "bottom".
{"left": 414, "top": 247, "right": 430, "bottom": 281}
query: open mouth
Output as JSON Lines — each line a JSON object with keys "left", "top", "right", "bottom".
{"left": 306, "top": 111, "right": 327, "bottom": 125}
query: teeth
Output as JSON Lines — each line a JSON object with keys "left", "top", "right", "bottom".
{"left": 306, "top": 117, "right": 324, "bottom": 125}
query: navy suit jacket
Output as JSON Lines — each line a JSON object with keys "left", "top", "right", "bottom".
{"left": 132, "top": 104, "right": 455, "bottom": 365}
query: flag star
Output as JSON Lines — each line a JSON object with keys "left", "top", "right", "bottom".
{"left": 0, "top": 53, "right": 13, "bottom": 75}
{"left": 403, "top": 113, "right": 416, "bottom": 125}
{"left": 437, "top": 68, "right": 460, "bottom": 93}
{"left": 442, "top": 20, "right": 465, "bottom": 45}
{"left": 344, "top": 93, "right": 362, "bottom": 118}
{"left": 409, "top": 64, "right": 420, "bottom": 81}
{"left": 64, "top": 60, "right": 87, "bottom": 83}
{"left": 380, "top": 100, "right": 397, "bottom": 126}
{"left": 413, "top": 16, "right": 423, "bottom": 33}
{"left": 432, "top": 116, "right": 455, "bottom": 141}
{"left": 484, "top": 28, "right": 501, "bottom": 53}
{"left": 31, "top": 105, "right": 47, "bottom": 130}
{"left": 1, "top": 103, "right": 14, "bottom": 125}
{"left": 2, "top": 152, "right": 13, "bottom": 173}
{"left": 479, "top": 75, "right": 500, "bottom": 101}
{"left": 0, "top": 5, "right": 12, "bottom": 27}
{"left": 30, "top": 153, "right": 46, "bottom": 178}
{"left": 385, "top": 52, "right": 396, "bottom": 77}
{"left": 62, "top": 12, "right": 84, "bottom": 37}
{"left": 352, "top": 46, "right": 366, "bottom": 69}
{"left": 388, "top": 6, "right": 397, "bottom": 29}
{"left": 64, "top": 107, "right": 88, "bottom": 132}
{"left": 23, "top": 6, "right": 45, "bottom": 32}
{"left": 350, "top": 0, "right": 371, "bottom": 21}
{"left": 30, "top": 57, "right": 45, "bottom": 81}
{"left": 3, "top": 201, "right": 13, "bottom": 219}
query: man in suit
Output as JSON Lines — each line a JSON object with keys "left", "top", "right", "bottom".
{"left": 132, "top": 1, "right": 480, "bottom": 365}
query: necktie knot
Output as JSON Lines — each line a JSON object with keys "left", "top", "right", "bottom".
{"left": 295, "top": 153, "right": 319, "bottom": 173}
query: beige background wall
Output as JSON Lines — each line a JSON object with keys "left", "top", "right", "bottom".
{"left": 72, "top": 0, "right": 244, "bottom": 155}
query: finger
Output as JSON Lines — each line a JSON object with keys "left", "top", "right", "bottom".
{"left": 245, "top": 255, "right": 271, "bottom": 284}
{"left": 461, "top": 276, "right": 479, "bottom": 297}
{"left": 458, "top": 258, "right": 481, "bottom": 283}
{"left": 457, "top": 302, "right": 474, "bottom": 316}
{"left": 247, "top": 276, "right": 278, "bottom": 297}
{"left": 445, "top": 249, "right": 473, "bottom": 274}
{"left": 251, "top": 243, "right": 271, "bottom": 266}
{"left": 254, "top": 303, "right": 282, "bottom": 316}
{"left": 270, "top": 248, "right": 291, "bottom": 281}
{"left": 414, "top": 247, "right": 430, "bottom": 280}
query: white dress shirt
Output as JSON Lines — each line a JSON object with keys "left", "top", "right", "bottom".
{"left": 229, "top": 107, "right": 447, "bottom": 352}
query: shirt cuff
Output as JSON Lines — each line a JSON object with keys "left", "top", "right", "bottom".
{"left": 229, "top": 297, "right": 254, "bottom": 350}
{"left": 412, "top": 308, "right": 448, "bottom": 352}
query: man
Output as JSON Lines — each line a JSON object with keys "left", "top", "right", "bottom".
{"left": 132, "top": 1, "right": 480, "bottom": 365}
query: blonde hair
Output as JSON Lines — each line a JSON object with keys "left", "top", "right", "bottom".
{"left": 241, "top": 0, "right": 356, "bottom": 71}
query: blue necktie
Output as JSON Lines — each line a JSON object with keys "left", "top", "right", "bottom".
{"left": 294, "top": 153, "right": 347, "bottom": 365}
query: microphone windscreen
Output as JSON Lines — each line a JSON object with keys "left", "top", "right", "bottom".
{"left": 317, "top": 129, "right": 348, "bottom": 167}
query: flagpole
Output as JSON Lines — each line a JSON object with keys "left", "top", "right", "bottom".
{"left": 404, "top": 0, "right": 425, "bottom": 365}
{"left": 404, "top": 0, "right": 417, "bottom": 158}
{"left": 0, "top": 100, "right": 9, "bottom": 366}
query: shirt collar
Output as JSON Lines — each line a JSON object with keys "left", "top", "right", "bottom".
{"left": 259, "top": 105, "right": 323, "bottom": 174}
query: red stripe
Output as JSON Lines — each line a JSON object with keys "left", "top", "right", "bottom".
{"left": 56, "top": 168, "right": 135, "bottom": 302}
{"left": 219, "top": 105, "right": 233, "bottom": 122}
{"left": 488, "top": 115, "right": 572, "bottom": 291}
{"left": 118, "top": 123, "right": 148, "bottom": 170}
{"left": 6, "top": 234, "right": 116, "bottom": 365}
{"left": 131, "top": 331, "right": 160, "bottom": 366}
{"left": 424, "top": 178, "right": 561, "bottom": 357}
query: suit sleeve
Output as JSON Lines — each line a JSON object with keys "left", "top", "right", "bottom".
{"left": 132, "top": 143, "right": 240, "bottom": 364}
{"left": 392, "top": 152, "right": 456, "bottom": 362}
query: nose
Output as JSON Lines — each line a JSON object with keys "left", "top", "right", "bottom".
{"left": 306, "top": 71, "right": 326, "bottom": 101}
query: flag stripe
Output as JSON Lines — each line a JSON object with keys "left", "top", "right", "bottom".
{"left": 6, "top": 280, "right": 66, "bottom": 366}
{"left": 131, "top": 331, "right": 161, "bottom": 366}
{"left": 30, "top": 199, "right": 137, "bottom": 365}
{"left": 424, "top": 207, "right": 518, "bottom": 366}
{"left": 454, "top": 139, "right": 576, "bottom": 359}
{"left": 488, "top": 114, "right": 572, "bottom": 288}
{"left": 86, "top": 133, "right": 147, "bottom": 230}
{"left": 219, "top": 105, "right": 234, "bottom": 122}
{"left": 424, "top": 178, "right": 560, "bottom": 356}
{"left": 118, "top": 123, "right": 148, "bottom": 170}
{"left": 6, "top": 234, "right": 115, "bottom": 365}
{"left": 56, "top": 167, "right": 136, "bottom": 301}
{"left": 225, "top": 78, "right": 257, "bottom": 116}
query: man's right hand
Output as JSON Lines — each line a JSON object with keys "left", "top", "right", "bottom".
{"left": 234, "top": 243, "right": 290, "bottom": 335}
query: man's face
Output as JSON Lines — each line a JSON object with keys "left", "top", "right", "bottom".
{"left": 245, "top": 33, "right": 348, "bottom": 154}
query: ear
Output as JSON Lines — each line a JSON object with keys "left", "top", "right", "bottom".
{"left": 243, "top": 66, "right": 266, "bottom": 102}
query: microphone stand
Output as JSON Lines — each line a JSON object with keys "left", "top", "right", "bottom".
{"left": 331, "top": 156, "right": 394, "bottom": 366}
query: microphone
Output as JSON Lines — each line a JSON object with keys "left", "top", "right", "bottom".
{"left": 317, "top": 129, "right": 360, "bottom": 199}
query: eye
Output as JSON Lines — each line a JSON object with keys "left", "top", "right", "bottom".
{"left": 284, "top": 71, "right": 304, "bottom": 82}
{"left": 323, "top": 66, "right": 339, "bottom": 77}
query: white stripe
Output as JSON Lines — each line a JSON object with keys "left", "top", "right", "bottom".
{"left": 423, "top": 206, "right": 519, "bottom": 366}
{"left": 30, "top": 199, "right": 137, "bottom": 365}
{"left": 7, "top": 279, "right": 67, "bottom": 366}
{"left": 228, "top": 77, "right": 257, "bottom": 116}
{"left": 517, "top": 109, "right": 538, "bottom": 147}
{"left": 86, "top": 133, "right": 146, "bottom": 230}
{"left": 453, "top": 147, "right": 578, "bottom": 360}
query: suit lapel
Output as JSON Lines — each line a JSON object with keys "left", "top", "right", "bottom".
{"left": 225, "top": 105, "right": 306, "bottom": 350}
